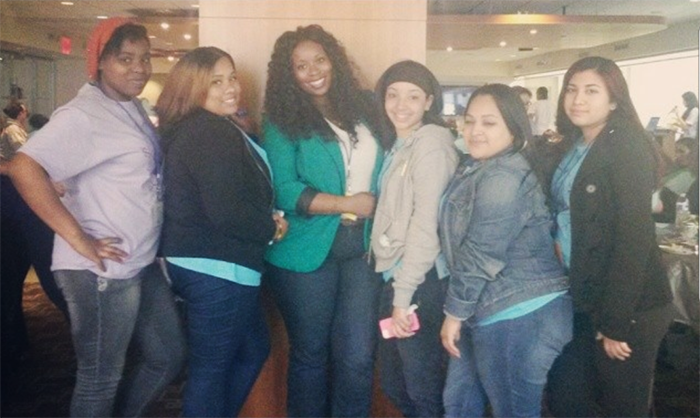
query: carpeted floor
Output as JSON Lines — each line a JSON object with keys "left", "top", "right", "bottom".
{"left": 1, "top": 282, "right": 184, "bottom": 418}
{"left": 1, "top": 282, "right": 698, "bottom": 417}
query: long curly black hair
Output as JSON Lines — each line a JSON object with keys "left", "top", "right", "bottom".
{"left": 264, "top": 24, "right": 389, "bottom": 148}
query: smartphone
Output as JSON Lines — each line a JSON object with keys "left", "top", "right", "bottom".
{"left": 379, "top": 312, "right": 420, "bottom": 339}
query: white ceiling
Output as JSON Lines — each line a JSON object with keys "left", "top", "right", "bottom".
{"left": 1, "top": 0, "right": 699, "bottom": 63}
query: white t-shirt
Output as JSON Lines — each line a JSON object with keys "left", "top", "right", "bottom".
{"left": 20, "top": 83, "right": 161, "bottom": 279}
{"left": 327, "top": 121, "right": 378, "bottom": 194}
{"left": 682, "top": 107, "right": 698, "bottom": 138}
{"left": 532, "top": 99, "right": 555, "bottom": 135}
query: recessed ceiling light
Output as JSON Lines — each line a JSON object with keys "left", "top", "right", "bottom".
{"left": 97, "top": 15, "right": 108, "bottom": 19}
{"left": 183, "top": 34, "right": 192, "bottom": 41}
{"left": 499, "top": 41, "right": 507, "bottom": 47}
{"left": 446, "top": 46, "right": 453, "bottom": 52}
{"left": 192, "top": 4, "right": 200, "bottom": 7}
{"left": 530, "top": 29, "right": 538, "bottom": 35}
{"left": 149, "top": 35, "right": 156, "bottom": 39}
{"left": 167, "top": 56, "right": 175, "bottom": 62}
{"left": 160, "top": 22, "right": 170, "bottom": 30}
{"left": 60, "top": 1, "right": 74, "bottom": 5}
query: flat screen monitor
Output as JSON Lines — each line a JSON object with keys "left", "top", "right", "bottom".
{"left": 646, "top": 116, "right": 660, "bottom": 132}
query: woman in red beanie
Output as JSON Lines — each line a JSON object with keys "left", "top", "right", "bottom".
{"left": 7, "top": 18, "right": 185, "bottom": 417}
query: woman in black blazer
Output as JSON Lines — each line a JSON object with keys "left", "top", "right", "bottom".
{"left": 546, "top": 56, "right": 673, "bottom": 418}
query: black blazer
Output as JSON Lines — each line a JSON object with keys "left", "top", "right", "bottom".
{"left": 566, "top": 121, "right": 672, "bottom": 342}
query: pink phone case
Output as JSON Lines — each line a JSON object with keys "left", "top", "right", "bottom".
{"left": 379, "top": 312, "right": 420, "bottom": 339}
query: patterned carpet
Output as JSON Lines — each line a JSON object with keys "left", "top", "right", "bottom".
{"left": 1, "top": 282, "right": 184, "bottom": 418}
{"left": 1, "top": 281, "right": 698, "bottom": 417}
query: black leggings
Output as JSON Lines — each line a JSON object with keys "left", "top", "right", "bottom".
{"left": 547, "top": 306, "right": 673, "bottom": 417}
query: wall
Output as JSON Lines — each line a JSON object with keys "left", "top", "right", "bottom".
{"left": 199, "top": 0, "right": 427, "bottom": 124}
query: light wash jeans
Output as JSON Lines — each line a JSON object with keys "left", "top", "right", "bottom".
{"left": 443, "top": 294, "right": 573, "bottom": 418}
{"left": 55, "top": 264, "right": 185, "bottom": 417}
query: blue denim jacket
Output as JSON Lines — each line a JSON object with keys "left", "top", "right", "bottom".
{"left": 439, "top": 149, "right": 568, "bottom": 324}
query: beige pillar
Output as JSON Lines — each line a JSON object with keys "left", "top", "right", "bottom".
{"left": 199, "top": 0, "right": 427, "bottom": 125}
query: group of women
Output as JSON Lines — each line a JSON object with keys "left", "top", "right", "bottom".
{"left": 5, "top": 17, "right": 673, "bottom": 418}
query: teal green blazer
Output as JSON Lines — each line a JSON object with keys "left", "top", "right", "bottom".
{"left": 262, "top": 120, "right": 384, "bottom": 272}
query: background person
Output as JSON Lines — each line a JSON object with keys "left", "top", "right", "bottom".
{"left": 155, "top": 46, "right": 286, "bottom": 417}
{"left": 0, "top": 101, "right": 29, "bottom": 161}
{"left": 672, "top": 91, "right": 699, "bottom": 139}
{"left": 262, "top": 24, "right": 389, "bottom": 417}
{"left": 371, "top": 60, "right": 458, "bottom": 417}
{"left": 546, "top": 56, "right": 673, "bottom": 418}
{"left": 531, "top": 86, "right": 555, "bottom": 135}
{"left": 439, "top": 84, "right": 571, "bottom": 418}
{"left": 28, "top": 113, "right": 49, "bottom": 134}
{"left": 6, "top": 18, "right": 185, "bottom": 417}
{"left": 652, "top": 136, "right": 698, "bottom": 223}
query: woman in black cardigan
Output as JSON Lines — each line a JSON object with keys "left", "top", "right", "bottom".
{"left": 155, "top": 47, "right": 287, "bottom": 417}
{"left": 546, "top": 56, "right": 673, "bottom": 417}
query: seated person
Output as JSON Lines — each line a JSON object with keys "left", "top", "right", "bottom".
{"left": 653, "top": 137, "right": 698, "bottom": 222}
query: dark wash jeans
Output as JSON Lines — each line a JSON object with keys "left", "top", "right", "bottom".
{"left": 54, "top": 264, "right": 185, "bottom": 417}
{"left": 378, "top": 268, "right": 448, "bottom": 418}
{"left": 167, "top": 262, "right": 270, "bottom": 417}
{"left": 267, "top": 222, "right": 383, "bottom": 417}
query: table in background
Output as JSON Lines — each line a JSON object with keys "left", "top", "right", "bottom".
{"left": 657, "top": 223, "right": 699, "bottom": 334}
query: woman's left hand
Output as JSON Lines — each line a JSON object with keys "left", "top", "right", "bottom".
{"left": 598, "top": 332, "right": 632, "bottom": 360}
{"left": 272, "top": 212, "right": 288, "bottom": 242}
{"left": 441, "top": 315, "right": 463, "bottom": 358}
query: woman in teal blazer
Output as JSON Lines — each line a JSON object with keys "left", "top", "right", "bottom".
{"left": 262, "top": 25, "right": 389, "bottom": 417}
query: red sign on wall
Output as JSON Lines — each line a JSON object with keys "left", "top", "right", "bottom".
{"left": 60, "top": 36, "right": 72, "bottom": 55}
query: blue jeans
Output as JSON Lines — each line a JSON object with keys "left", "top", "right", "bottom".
{"left": 378, "top": 268, "right": 447, "bottom": 418}
{"left": 267, "top": 223, "right": 383, "bottom": 417}
{"left": 54, "top": 264, "right": 185, "bottom": 417}
{"left": 167, "top": 263, "right": 270, "bottom": 417}
{"left": 444, "top": 294, "right": 573, "bottom": 418}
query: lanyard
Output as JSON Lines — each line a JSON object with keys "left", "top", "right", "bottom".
{"left": 116, "top": 99, "right": 164, "bottom": 199}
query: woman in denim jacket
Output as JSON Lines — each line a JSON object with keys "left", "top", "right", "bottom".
{"left": 439, "top": 84, "right": 572, "bottom": 418}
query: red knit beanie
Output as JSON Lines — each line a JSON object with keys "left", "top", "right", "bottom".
{"left": 86, "top": 17, "right": 133, "bottom": 81}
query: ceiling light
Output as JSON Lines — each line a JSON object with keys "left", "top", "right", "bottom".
{"left": 192, "top": 4, "right": 200, "bottom": 7}
{"left": 167, "top": 56, "right": 175, "bottom": 62}
{"left": 149, "top": 35, "right": 156, "bottom": 39}
{"left": 499, "top": 41, "right": 507, "bottom": 47}
{"left": 60, "top": 1, "right": 74, "bottom": 5}
{"left": 97, "top": 15, "right": 108, "bottom": 20}
{"left": 183, "top": 34, "right": 192, "bottom": 41}
{"left": 160, "top": 22, "right": 170, "bottom": 30}
{"left": 446, "top": 46, "right": 453, "bottom": 52}
{"left": 530, "top": 29, "right": 538, "bottom": 35}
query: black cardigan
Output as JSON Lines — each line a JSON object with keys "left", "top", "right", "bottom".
{"left": 159, "top": 108, "right": 276, "bottom": 273}
{"left": 565, "top": 122, "right": 672, "bottom": 342}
